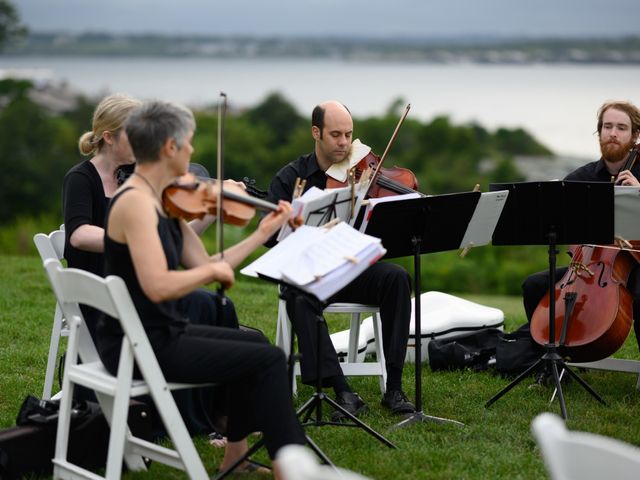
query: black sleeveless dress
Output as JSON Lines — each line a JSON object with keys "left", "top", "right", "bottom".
{"left": 96, "top": 187, "right": 216, "bottom": 436}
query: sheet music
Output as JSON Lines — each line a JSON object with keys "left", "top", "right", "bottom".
{"left": 276, "top": 185, "right": 355, "bottom": 242}
{"left": 614, "top": 186, "right": 640, "bottom": 240}
{"left": 460, "top": 190, "right": 509, "bottom": 248}
{"left": 242, "top": 226, "right": 319, "bottom": 278}
{"left": 281, "top": 222, "right": 380, "bottom": 285}
{"left": 241, "top": 223, "right": 386, "bottom": 301}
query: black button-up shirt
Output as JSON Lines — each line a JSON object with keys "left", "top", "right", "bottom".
{"left": 565, "top": 158, "right": 640, "bottom": 182}
{"left": 265, "top": 152, "right": 327, "bottom": 204}
{"left": 265, "top": 152, "right": 329, "bottom": 246}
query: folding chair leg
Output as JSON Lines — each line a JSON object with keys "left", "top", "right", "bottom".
{"left": 93, "top": 391, "right": 148, "bottom": 472}
{"left": 277, "top": 299, "right": 298, "bottom": 395}
{"left": 151, "top": 388, "right": 209, "bottom": 480}
{"left": 43, "top": 305, "right": 64, "bottom": 400}
{"left": 105, "top": 393, "right": 135, "bottom": 477}
{"left": 53, "top": 320, "right": 78, "bottom": 477}
{"left": 372, "top": 313, "right": 387, "bottom": 394}
{"left": 347, "top": 313, "right": 362, "bottom": 363}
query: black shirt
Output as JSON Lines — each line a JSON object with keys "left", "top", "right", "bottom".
{"left": 265, "top": 152, "right": 327, "bottom": 204}
{"left": 97, "top": 187, "right": 188, "bottom": 373}
{"left": 62, "top": 160, "right": 108, "bottom": 277}
{"left": 264, "top": 152, "right": 328, "bottom": 246}
{"left": 564, "top": 157, "right": 640, "bottom": 182}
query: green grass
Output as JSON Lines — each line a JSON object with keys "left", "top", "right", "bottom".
{"left": 2, "top": 254, "right": 640, "bottom": 479}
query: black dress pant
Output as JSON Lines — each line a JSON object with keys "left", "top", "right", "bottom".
{"left": 170, "top": 288, "right": 239, "bottom": 435}
{"left": 104, "top": 324, "right": 305, "bottom": 459}
{"left": 522, "top": 265, "right": 640, "bottom": 350}
{"left": 282, "top": 262, "right": 412, "bottom": 387}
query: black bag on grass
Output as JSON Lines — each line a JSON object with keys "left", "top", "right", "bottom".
{"left": 428, "top": 328, "right": 504, "bottom": 372}
{"left": 495, "top": 323, "right": 544, "bottom": 376}
{"left": 0, "top": 395, "right": 151, "bottom": 480}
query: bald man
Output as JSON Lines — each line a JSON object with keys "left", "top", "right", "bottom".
{"left": 265, "top": 101, "right": 415, "bottom": 420}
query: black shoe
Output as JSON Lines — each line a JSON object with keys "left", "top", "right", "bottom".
{"left": 381, "top": 390, "right": 416, "bottom": 414}
{"left": 331, "top": 391, "right": 368, "bottom": 422}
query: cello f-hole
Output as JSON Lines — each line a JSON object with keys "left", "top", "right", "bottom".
{"left": 597, "top": 261, "right": 608, "bottom": 287}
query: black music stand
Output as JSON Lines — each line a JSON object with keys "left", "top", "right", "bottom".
{"left": 485, "top": 180, "right": 614, "bottom": 419}
{"left": 253, "top": 190, "right": 397, "bottom": 461}
{"left": 291, "top": 289, "right": 397, "bottom": 450}
{"left": 362, "top": 192, "right": 484, "bottom": 428}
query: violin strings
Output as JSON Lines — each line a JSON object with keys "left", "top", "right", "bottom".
{"left": 353, "top": 165, "right": 417, "bottom": 195}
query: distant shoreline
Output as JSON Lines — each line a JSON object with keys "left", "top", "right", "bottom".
{"left": 5, "top": 33, "right": 640, "bottom": 65}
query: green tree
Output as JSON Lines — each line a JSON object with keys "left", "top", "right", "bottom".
{"left": 0, "top": 0, "right": 27, "bottom": 51}
{"left": 243, "top": 92, "right": 305, "bottom": 147}
{"left": 0, "top": 80, "right": 78, "bottom": 223}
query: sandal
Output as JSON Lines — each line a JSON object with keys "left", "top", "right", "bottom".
{"left": 208, "top": 430, "right": 228, "bottom": 449}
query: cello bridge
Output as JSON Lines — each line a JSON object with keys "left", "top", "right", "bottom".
{"left": 569, "top": 261, "right": 593, "bottom": 277}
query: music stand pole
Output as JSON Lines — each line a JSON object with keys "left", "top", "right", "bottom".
{"left": 359, "top": 192, "right": 480, "bottom": 429}
{"left": 392, "top": 236, "right": 465, "bottom": 429}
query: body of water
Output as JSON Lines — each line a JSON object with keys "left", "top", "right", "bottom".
{"left": 3, "top": 56, "right": 639, "bottom": 159}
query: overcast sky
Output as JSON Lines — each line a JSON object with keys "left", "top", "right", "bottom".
{"left": 15, "top": 0, "right": 640, "bottom": 38}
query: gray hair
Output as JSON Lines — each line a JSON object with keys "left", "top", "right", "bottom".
{"left": 125, "top": 100, "right": 196, "bottom": 163}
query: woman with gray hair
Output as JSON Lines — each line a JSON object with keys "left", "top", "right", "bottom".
{"left": 97, "top": 100, "right": 306, "bottom": 475}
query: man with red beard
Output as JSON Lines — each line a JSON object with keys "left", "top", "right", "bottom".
{"left": 569, "top": 100, "right": 640, "bottom": 185}
{"left": 521, "top": 100, "right": 640, "bottom": 354}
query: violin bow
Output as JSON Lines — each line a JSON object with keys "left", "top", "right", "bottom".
{"left": 365, "top": 103, "right": 411, "bottom": 197}
{"left": 217, "top": 91, "right": 228, "bottom": 305}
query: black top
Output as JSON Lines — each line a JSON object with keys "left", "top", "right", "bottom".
{"left": 97, "top": 188, "right": 188, "bottom": 367}
{"left": 265, "top": 152, "right": 327, "bottom": 204}
{"left": 264, "top": 152, "right": 328, "bottom": 246}
{"left": 564, "top": 157, "right": 640, "bottom": 182}
{"left": 62, "top": 160, "right": 108, "bottom": 277}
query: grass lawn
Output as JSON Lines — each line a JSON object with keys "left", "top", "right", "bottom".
{"left": 2, "top": 254, "right": 640, "bottom": 479}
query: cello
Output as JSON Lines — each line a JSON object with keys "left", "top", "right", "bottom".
{"left": 530, "top": 242, "right": 640, "bottom": 362}
{"left": 531, "top": 145, "right": 640, "bottom": 362}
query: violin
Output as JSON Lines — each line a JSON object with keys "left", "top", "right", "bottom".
{"left": 162, "top": 172, "right": 279, "bottom": 226}
{"left": 530, "top": 243, "right": 640, "bottom": 362}
{"left": 326, "top": 150, "right": 420, "bottom": 197}
{"left": 326, "top": 103, "right": 424, "bottom": 198}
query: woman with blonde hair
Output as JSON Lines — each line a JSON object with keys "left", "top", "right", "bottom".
{"left": 64, "top": 93, "right": 141, "bottom": 279}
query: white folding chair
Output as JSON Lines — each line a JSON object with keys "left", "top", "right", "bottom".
{"left": 531, "top": 412, "right": 640, "bottom": 480}
{"left": 43, "top": 259, "right": 211, "bottom": 480}
{"left": 276, "top": 298, "right": 387, "bottom": 395}
{"left": 277, "top": 444, "right": 371, "bottom": 480}
{"left": 568, "top": 358, "right": 640, "bottom": 390}
{"left": 33, "top": 229, "right": 67, "bottom": 400}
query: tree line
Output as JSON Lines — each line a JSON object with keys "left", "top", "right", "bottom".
{"left": 0, "top": 78, "right": 552, "bottom": 294}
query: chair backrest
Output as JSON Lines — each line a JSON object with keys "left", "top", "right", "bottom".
{"left": 43, "top": 259, "right": 102, "bottom": 364}
{"left": 531, "top": 412, "right": 640, "bottom": 480}
{"left": 34, "top": 229, "right": 65, "bottom": 263}
{"left": 43, "top": 259, "right": 172, "bottom": 390}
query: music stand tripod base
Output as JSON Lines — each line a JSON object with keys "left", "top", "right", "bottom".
{"left": 292, "top": 305, "right": 397, "bottom": 450}
{"left": 486, "top": 180, "right": 614, "bottom": 420}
